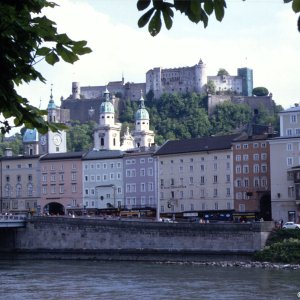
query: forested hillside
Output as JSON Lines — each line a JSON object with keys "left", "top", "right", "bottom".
{"left": 2, "top": 93, "right": 282, "bottom": 154}
{"left": 120, "top": 92, "right": 281, "bottom": 145}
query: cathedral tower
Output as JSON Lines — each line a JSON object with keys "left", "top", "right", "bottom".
{"left": 94, "top": 88, "right": 121, "bottom": 150}
{"left": 132, "top": 91, "right": 155, "bottom": 148}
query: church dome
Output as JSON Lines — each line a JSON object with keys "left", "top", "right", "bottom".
{"left": 23, "top": 128, "right": 38, "bottom": 143}
{"left": 135, "top": 93, "right": 149, "bottom": 120}
{"left": 100, "top": 87, "right": 114, "bottom": 114}
{"left": 47, "top": 99, "right": 56, "bottom": 110}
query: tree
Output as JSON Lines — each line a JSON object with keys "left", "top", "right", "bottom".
{"left": 137, "top": 0, "right": 300, "bottom": 36}
{"left": 217, "top": 68, "right": 229, "bottom": 76}
{"left": 253, "top": 87, "right": 269, "bottom": 97}
{"left": 67, "top": 121, "right": 95, "bottom": 152}
{"left": 0, "top": 1, "right": 91, "bottom": 134}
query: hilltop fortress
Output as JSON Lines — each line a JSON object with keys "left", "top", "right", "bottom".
{"left": 61, "top": 59, "right": 274, "bottom": 123}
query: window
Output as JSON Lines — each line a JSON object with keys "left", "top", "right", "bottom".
{"left": 288, "top": 186, "right": 294, "bottom": 198}
{"left": 17, "top": 175, "right": 21, "bottom": 182}
{"left": 141, "top": 183, "right": 146, "bottom": 192}
{"left": 200, "top": 176, "right": 205, "bottom": 184}
{"left": 213, "top": 175, "right": 218, "bottom": 183}
{"left": 287, "top": 157, "right": 293, "bottom": 166}
{"left": 236, "top": 179, "right": 242, "bottom": 187}
{"left": 253, "top": 154, "right": 259, "bottom": 161}
{"left": 236, "top": 144, "right": 241, "bottom": 149}
{"left": 261, "top": 153, "right": 267, "bottom": 160}
{"left": 59, "top": 174, "right": 64, "bottom": 182}
{"left": 160, "top": 179, "right": 164, "bottom": 187}
{"left": 254, "top": 178, "right": 259, "bottom": 187}
{"left": 243, "top": 144, "right": 248, "bottom": 149}
{"left": 214, "top": 202, "right": 218, "bottom": 209}
{"left": 110, "top": 173, "right": 114, "bottom": 180}
{"left": 72, "top": 184, "right": 77, "bottom": 193}
{"left": 72, "top": 163, "right": 77, "bottom": 170}
{"left": 42, "top": 187, "right": 47, "bottom": 194}
{"left": 236, "top": 165, "right": 241, "bottom": 173}
{"left": 200, "top": 189, "right": 205, "bottom": 198}
{"left": 28, "top": 164, "right": 32, "bottom": 168}
{"left": 261, "top": 178, "right": 268, "bottom": 187}
{"left": 51, "top": 185, "right": 56, "bottom": 194}
{"left": 226, "top": 162, "right": 230, "bottom": 170}
{"left": 190, "top": 165, "right": 193, "bottom": 172}
{"left": 181, "top": 204, "right": 184, "bottom": 211}
{"left": 290, "top": 114, "right": 297, "bottom": 123}
{"left": 226, "top": 174, "right": 230, "bottom": 182}
{"left": 214, "top": 156, "right": 218, "bottom": 160}
{"left": 243, "top": 154, "right": 249, "bottom": 161}
{"left": 140, "top": 158, "right": 145, "bottom": 164}
{"left": 243, "top": 165, "right": 249, "bottom": 174}
{"left": 147, "top": 168, "right": 153, "bottom": 176}
{"left": 180, "top": 191, "right": 184, "bottom": 199}
{"left": 213, "top": 188, "right": 218, "bottom": 197}
{"left": 253, "top": 143, "right": 259, "bottom": 148}
{"left": 189, "top": 177, "right": 193, "bottom": 184}
{"left": 42, "top": 175, "right": 47, "bottom": 182}
{"left": 226, "top": 188, "right": 231, "bottom": 197}
{"left": 287, "top": 143, "right": 293, "bottom": 151}
{"left": 85, "top": 175, "right": 88, "bottom": 182}
{"left": 296, "top": 128, "right": 300, "bottom": 135}
{"left": 261, "top": 164, "right": 267, "bottom": 173}
{"left": 200, "top": 164, "right": 205, "bottom": 171}
{"left": 236, "top": 155, "right": 241, "bottom": 161}
{"left": 213, "top": 163, "right": 217, "bottom": 171}
{"left": 148, "top": 157, "right": 153, "bottom": 163}
{"left": 261, "top": 142, "right": 266, "bottom": 148}
{"left": 189, "top": 190, "right": 193, "bottom": 198}
{"left": 50, "top": 175, "right": 56, "bottom": 182}
{"left": 239, "top": 204, "right": 245, "bottom": 212}
{"left": 16, "top": 184, "right": 22, "bottom": 197}
{"left": 253, "top": 164, "right": 259, "bottom": 173}
{"left": 171, "top": 178, "right": 175, "bottom": 185}
{"left": 244, "top": 179, "right": 249, "bottom": 187}
{"left": 59, "top": 185, "right": 64, "bottom": 194}
{"left": 191, "top": 203, "right": 194, "bottom": 211}
{"left": 110, "top": 163, "right": 114, "bottom": 169}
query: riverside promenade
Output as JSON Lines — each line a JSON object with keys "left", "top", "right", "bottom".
{"left": 0, "top": 216, "right": 274, "bottom": 261}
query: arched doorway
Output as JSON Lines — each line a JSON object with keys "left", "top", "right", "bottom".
{"left": 259, "top": 192, "right": 272, "bottom": 221}
{"left": 44, "top": 202, "right": 65, "bottom": 215}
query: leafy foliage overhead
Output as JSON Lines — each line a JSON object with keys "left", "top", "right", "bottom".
{"left": 137, "top": 0, "right": 300, "bottom": 36}
{"left": 0, "top": 1, "right": 92, "bottom": 134}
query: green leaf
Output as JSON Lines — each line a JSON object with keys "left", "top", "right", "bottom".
{"left": 292, "top": 0, "right": 300, "bottom": 12}
{"left": 162, "top": 8, "right": 173, "bottom": 30}
{"left": 148, "top": 10, "right": 162, "bottom": 36}
{"left": 45, "top": 52, "right": 60, "bottom": 65}
{"left": 214, "top": 0, "right": 225, "bottom": 22}
{"left": 56, "top": 44, "right": 78, "bottom": 64}
{"left": 138, "top": 7, "right": 155, "bottom": 28}
{"left": 204, "top": 1, "right": 214, "bottom": 15}
{"left": 73, "top": 46, "right": 92, "bottom": 55}
{"left": 137, "top": 0, "right": 151, "bottom": 11}
{"left": 36, "top": 47, "right": 51, "bottom": 56}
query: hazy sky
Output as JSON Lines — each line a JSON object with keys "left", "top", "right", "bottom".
{"left": 18, "top": 0, "right": 300, "bottom": 112}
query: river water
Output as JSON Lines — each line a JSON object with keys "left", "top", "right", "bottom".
{"left": 0, "top": 260, "right": 299, "bottom": 300}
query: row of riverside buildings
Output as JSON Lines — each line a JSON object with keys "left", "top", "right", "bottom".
{"left": 1, "top": 87, "right": 300, "bottom": 223}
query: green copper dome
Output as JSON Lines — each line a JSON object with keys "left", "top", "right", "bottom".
{"left": 100, "top": 87, "right": 114, "bottom": 113}
{"left": 23, "top": 128, "right": 38, "bottom": 143}
{"left": 135, "top": 93, "right": 149, "bottom": 120}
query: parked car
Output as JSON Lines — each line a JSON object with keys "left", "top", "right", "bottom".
{"left": 282, "top": 222, "right": 300, "bottom": 229}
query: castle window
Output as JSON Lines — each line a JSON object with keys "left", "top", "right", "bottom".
{"left": 101, "top": 138, "right": 104, "bottom": 146}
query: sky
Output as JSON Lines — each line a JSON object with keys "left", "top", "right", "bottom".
{"left": 17, "top": 0, "right": 300, "bottom": 119}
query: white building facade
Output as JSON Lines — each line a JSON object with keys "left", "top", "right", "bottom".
{"left": 269, "top": 106, "right": 300, "bottom": 223}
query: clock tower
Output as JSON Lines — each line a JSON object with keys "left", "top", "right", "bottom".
{"left": 39, "top": 88, "right": 67, "bottom": 154}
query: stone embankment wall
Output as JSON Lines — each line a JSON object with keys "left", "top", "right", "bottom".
{"left": 0, "top": 217, "right": 274, "bottom": 261}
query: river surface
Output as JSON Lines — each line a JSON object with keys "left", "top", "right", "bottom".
{"left": 0, "top": 260, "right": 299, "bottom": 300}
